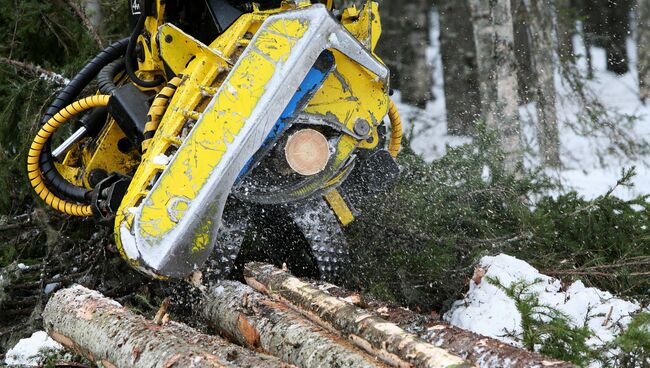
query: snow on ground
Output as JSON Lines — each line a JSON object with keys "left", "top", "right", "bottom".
{"left": 4, "top": 331, "right": 63, "bottom": 366}
{"left": 445, "top": 254, "right": 643, "bottom": 363}
{"left": 398, "top": 8, "right": 650, "bottom": 200}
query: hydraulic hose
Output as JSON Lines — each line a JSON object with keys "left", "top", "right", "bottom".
{"left": 97, "top": 59, "right": 125, "bottom": 95}
{"left": 125, "top": 5, "right": 165, "bottom": 88}
{"left": 28, "top": 95, "right": 111, "bottom": 217}
{"left": 38, "top": 38, "right": 129, "bottom": 203}
{"left": 141, "top": 76, "right": 182, "bottom": 152}
{"left": 387, "top": 98, "right": 403, "bottom": 158}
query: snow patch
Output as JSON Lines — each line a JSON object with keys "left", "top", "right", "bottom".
{"left": 152, "top": 154, "right": 171, "bottom": 166}
{"left": 5, "top": 331, "right": 62, "bottom": 366}
{"left": 445, "top": 254, "right": 642, "bottom": 353}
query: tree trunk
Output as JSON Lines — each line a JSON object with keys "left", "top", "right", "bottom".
{"left": 244, "top": 263, "right": 475, "bottom": 368}
{"left": 468, "top": 0, "right": 523, "bottom": 174}
{"left": 555, "top": 0, "right": 577, "bottom": 63}
{"left": 525, "top": 0, "right": 561, "bottom": 167}
{"left": 82, "top": 0, "right": 103, "bottom": 31}
{"left": 314, "top": 281, "right": 576, "bottom": 368}
{"left": 605, "top": 0, "right": 632, "bottom": 75}
{"left": 199, "top": 281, "right": 386, "bottom": 368}
{"left": 638, "top": 0, "right": 650, "bottom": 100}
{"left": 377, "top": 0, "right": 433, "bottom": 107}
{"left": 512, "top": 0, "right": 536, "bottom": 103}
{"left": 43, "top": 285, "right": 288, "bottom": 368}
{"left": 438, "top": 0, "right": 481, "bottom": 135}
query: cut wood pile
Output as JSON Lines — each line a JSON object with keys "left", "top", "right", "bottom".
{"left": 41, "top": 262, "right": 575, "bottom": 368}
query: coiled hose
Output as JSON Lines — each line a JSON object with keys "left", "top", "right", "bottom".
{"left": 97, "top": 59, "right": 125, "bottom": 95}
{"left": 141, "top": 76, "right": 182, "bottom": 152}
{"left": 39, "top": 38, "right": 129, "bottom": 203}
{"left": 387, "top": 98, "right": 403, "bottom": 158}
{"left": 125, "top": 3, "right": 165, "bottom": 88}
{"left": 28, "top": 95, "right": 111, "bottom": 217}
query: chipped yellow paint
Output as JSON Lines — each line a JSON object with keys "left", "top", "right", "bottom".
{"left": 113, "top": 0, "right": 391, "bottom": 273}
{"left": 138, "top": 19, "right": 308, "bottom": 241}
{"left": 115, "top": 16, "right": 310, "bottom": 260}
{"left": 303, "top": 49, "right": 388, "bottom": 151}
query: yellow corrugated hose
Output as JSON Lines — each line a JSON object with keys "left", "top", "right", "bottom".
{"left": 388, "top": 98, "right": 402, "bottom": 158}
{"left": 141, "top": 76, "right": 182, "bottom": 152}
{"left": 27, "top": 95, "right": 111, "bottom": 217}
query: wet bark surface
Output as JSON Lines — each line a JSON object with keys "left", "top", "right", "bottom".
{"left": 244, "top": 262, "right": 475, "bottom": 368}
{"left": 43, "top": 285, "right": 288, "bottom": 368}
{"left": 245, "top": 262, "right": 575, "bottom": 368}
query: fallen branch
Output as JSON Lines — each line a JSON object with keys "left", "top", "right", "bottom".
{"left": 199, "top": 281, "right": 387, "bottom": 368}
{"left": 43, "top": 285, "right": 289, "bottom": 368}
{"left": 245, "top": 263, "right": 575, "bottom": 368}
{"left": 244, "top": 263, "right": 474, "bottom": 368}
{"left": 0, "top": 57, "right": 69, "bottom": 85}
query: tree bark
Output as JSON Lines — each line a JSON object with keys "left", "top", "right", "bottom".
{"left": 524, "top": 0, "right": 561, "bottom": 167}
{"left": 43, "top": 285, "right": 288, "bottom": 368}
{"left": 468, "top": 0, "right": 523, "bottom": 174}
{"left": 605, "top": 0, "right": 632, "bottom": 75}
{"left": 199, "top": 281, "right": 387, "bottom": 368}
{"left": 438, "top": 0, "right": 481, "bottom": 135}
{"left": 244, "top": 263, "right": 475, "bottom": 368}
{"left": 555, "top": 0, "right": 577, "bottom": 63}
{"left": 377, "top": 0, "right": 433, "bottom": 107}
{"left": 512, "top": 0, "right": 536, "bottom": 103}
{"left": 313, "top": 282, "right": 576, "bottom": 368}
{"left": 638, "top": 0, "right": 650, "bottom": 101}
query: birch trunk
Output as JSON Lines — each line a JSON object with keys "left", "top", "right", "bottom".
{"left": 43, "top": 285, "right": 288, "bottom": 368}
{"left": 525, "top": 0, "right": 561, "bottom": 167}
{"left": 314, "top": 281, "right": 575, "bottom": 368}
{"left": 438, "top": 0, "right": 481, "bottom": 135}
{"left": 244, "top": 262, "right": 475, "bottom": 368}
{"left": 199, "top": 281, "right": 386, "bottom": 368}
{"left": 468, "top": 0, "right": 523, "bottom": 174}
{"left": 638, "top": 0, "right": 650, "bottom": 101}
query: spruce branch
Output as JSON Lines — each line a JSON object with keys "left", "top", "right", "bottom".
{"left": 0, "top": 57, "right": 69, "bottom": 86}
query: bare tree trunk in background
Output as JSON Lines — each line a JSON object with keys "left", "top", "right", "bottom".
{"left": 83, "top": 0, "right": 103, "bottom": 31}
{"left": 638, "top": 0, "right": 650, "bottom": 101}
{"left": 525, "top": 0, "right": 561, "bottom": 167}
{"left": 605, "top": 0, "right": 632, "bottom": 75}
{"left": 512, "top": 0, "right": 536, "bottom": 103}
{"left": 468, "top": 0, "right": 523, "bottom": 174}
{"left": 555, "top": 0, "right": 577, "bottom": 62}
{"left": 438, "top": 0, "right": 481, "bottom": 135}
{"left": 377, "top": 0, "right": 433, "bottom": 108}
{"left": 582, "top": 0, "right": 632, "bottom": 75}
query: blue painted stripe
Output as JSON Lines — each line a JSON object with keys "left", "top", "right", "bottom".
{"left": 237, "top": 56, "right": 333, "bottom": 179}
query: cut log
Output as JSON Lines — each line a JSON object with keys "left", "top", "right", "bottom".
{"left": 314, "top": 282, "right": 575, "bottom": 368}
{"left": 244, "top": 263, "right": 475, "bottom": 368}
{"left": 199, "top": 281, "right": 387, "bottom": 368}
{"left": 43, "top": 285, "right": 289, "bottom": 368}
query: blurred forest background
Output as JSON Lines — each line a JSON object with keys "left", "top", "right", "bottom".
{"left": 1, "top": 0, "right": 650, "bottom": 365}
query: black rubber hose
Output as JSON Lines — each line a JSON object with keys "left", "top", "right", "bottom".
{"left": 97, "top": 59, "right": 125, "bottom": 95}
{"left": 38, "top": 38, "right": 129, "bottom": 202}
{"left": 124, "top": 6, "right": 165, "bottom": 88}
